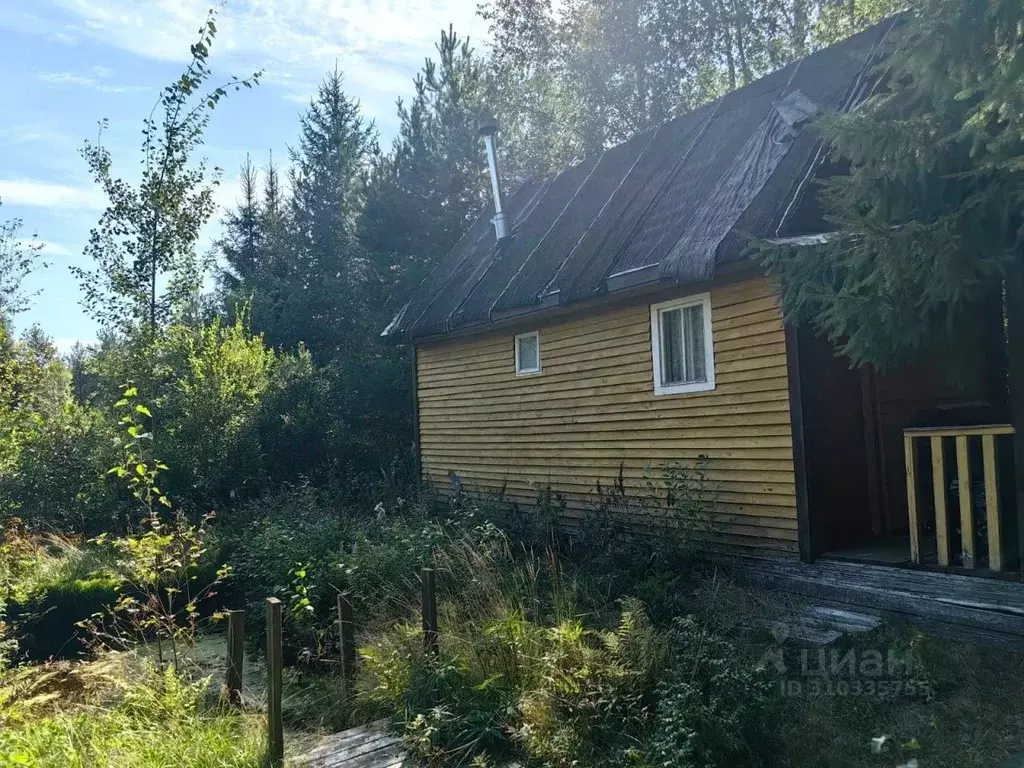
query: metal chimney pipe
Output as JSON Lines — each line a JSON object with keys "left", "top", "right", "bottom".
{"left": 478, "top": 113, "right": 511, "bottom": 242}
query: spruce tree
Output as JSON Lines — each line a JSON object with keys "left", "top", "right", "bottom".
{"left": 764, "top": 0, "right": 1024, "bottom": 370}
{"left": 260, "top": 151, "right": 289, "bottom": 278}
{"left": 218, "top": 155, "right": 263, "bottom": 293}
{"left": 275, "top": 67, "right": 377, "bottom": 361}
{"left": 289, "top": 67, "right": 375, "bottom": 269}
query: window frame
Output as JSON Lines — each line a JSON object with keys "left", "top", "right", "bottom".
{"left": 514, "top": 330, "right": 542, "bottom": 376}
{"left": 650, "top": 292, "right": 716, "bottom": 396}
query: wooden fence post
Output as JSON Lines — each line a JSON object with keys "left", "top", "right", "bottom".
{"left": 421, "top": 568, "right": 438, "bottom": 657}
{"left": 337, "top": 593, "right": 356, "bottom": 695}
{"left": 225, "top": 609, "right": 245, "bottom": 706}
{"left": 265, "top": 597, "right": 284, "bottom": 767}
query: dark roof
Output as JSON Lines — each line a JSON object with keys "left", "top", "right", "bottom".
{"left": 384, "top": 20, "right": 898, "bottom": 343}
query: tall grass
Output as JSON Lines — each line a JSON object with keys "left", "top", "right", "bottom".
{"left": 0, "top": 652, "right": 266, "bottom": 768}
{"left": 351, "top": 514, "right": 772, "bottom": 767}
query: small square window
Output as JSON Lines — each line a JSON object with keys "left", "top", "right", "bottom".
{"left": 515, "top": 331, "right": 541, "bottom": 375}
{"left": 650, "top": 293, "right": 715, "bottom": 395}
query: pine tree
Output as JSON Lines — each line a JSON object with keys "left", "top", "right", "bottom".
{"left": 764, "top": 0, "right": 1024, "bottom": 369}
{"left": 361, "top": 26, "right": 489, "bottom": 292}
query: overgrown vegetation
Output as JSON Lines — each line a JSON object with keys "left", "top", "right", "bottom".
{"left": 2, "top": 471, "right": 1024, "bottom": 766}
{"left": 0, "top": 653, "right": 265, "bottom": 768}
{"left": 3, "top": 0, "right": 1024, "bottom": 765}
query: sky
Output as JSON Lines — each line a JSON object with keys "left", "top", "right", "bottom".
{"left": 0, "top": 0, "right": 489, "bottom": 351}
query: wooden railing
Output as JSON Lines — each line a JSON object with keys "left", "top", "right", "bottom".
{"left": 904, "top": 424, "right": 1014, "bottom": 571}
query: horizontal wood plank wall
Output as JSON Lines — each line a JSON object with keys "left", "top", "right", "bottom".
{"left": 416, "top": 276, "right": 798, "bottom": 555}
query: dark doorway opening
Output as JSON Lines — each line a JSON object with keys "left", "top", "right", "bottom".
{"left": 795, "top": 297, "right": 1012, "bottom": 570}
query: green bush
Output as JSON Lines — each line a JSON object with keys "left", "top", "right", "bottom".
{"left": 583, "top": 459, "right": 720, "bottom": 570}
{"left": 0, "top": 404, "right": 121, "bottom": 534}
{"left": 355, "top": 522, "right": 554, "bottom": 763}
{"left": 219, "top": 485, "right": 348, "bottom": 658}
{"left": 643, "top": 615, "right": 776, "bottom": 767}
{"left": 12, "top": 575, "right": 119, "bottom": 661}
{"left": 516, "top": 600, "right": 665, "bottom": 767}
{"left": 234, "top": 345, "right": 415, "bottom": 505}
{"left": 358, "top": 568, "right": 665, "bottom": 767}
{"left": 340, "top": 515, "right": 443, "bottom": 613}
{"left": 0, "top": 528, "right": 120, "bottom": 661}
{"left": 350, "top": 506, "right": 782, "bottom": 768}
{"left": 359, "top": 613, "right": 539, "bottom": 764}
{"left": 155, "top": 316, "right": 276, "bottom": 511}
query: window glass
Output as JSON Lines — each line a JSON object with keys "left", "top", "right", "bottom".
{"left": 661, "top": 308, "right": 683, "bottom": 384}
{"left": 684, "top": 303, "right": 706, "bottom": 383}
{"left": 660, "top": 303, "right": 706, "bottom": 385}
{"left": 516, "top": 332, "right": 540, "bottom": 374}
{"left": 651, "top": 294, "right": 714, "bottom": 395}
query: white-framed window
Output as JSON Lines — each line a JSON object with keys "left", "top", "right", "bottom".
{"left": 650, "top": 293, "right": 715, "bottom": 395}
{"left": 515, "top": 330, "right": 542, "bottom": 375}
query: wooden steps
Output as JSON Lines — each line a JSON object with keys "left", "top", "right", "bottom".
{"left": 734, "top": 556, "right": 1024, "bottom": 646}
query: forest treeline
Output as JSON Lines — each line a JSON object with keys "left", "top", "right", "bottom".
{"left": 0, "top": 0, "right": 897, "bottom": 531}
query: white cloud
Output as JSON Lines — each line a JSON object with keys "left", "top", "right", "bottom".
{"left": 10, "top": 238, "right": 75, "bottom": 260}
{"left": 50, "top": 0, "right": 490, "bottom": 123}
{"left": 0, "top": 122, "right": 75, "bottom": 146}
{"left": 212, "top": 174, "right": 244, "bottom": 216}
{"left": 37, "top": 241, "right": 76, "bottom": 259}
{"left": 49, "top": 29, "right": 79, "bottom": 45}
{"left": 36, "top": 65, "right": 145, "bottom": 93}
{"left": 0, "top": 179, "right": 104, "bottom": 210}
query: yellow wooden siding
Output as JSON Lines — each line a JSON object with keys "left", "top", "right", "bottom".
{"left": 416, "top": 276, "right": 798, "bottom": 554}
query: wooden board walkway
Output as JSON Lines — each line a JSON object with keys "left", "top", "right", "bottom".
{"left": 735, "top": 555, "right": 1024, "bottom": 646}
{"left": 296, "top": 721, "right": 407, "bottom": 767}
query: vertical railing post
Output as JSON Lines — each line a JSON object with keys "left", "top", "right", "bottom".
{"left": 905, "top": 434, "right": 922, "bottom": 564}
{"left": 421, "top": 568, "right": 438, "bottom": 657}
{"left": 983, "top": 434, "right": 1004, "bottom": 571}
{"left": 266, "top": 597, "right": 284, "bottom": 767}
{"left": 225, "top": 609, "right": 245, "bottom": 706}
{"left": 337, "top": 593, "right": 356, "bottom": 696}
{"left": 931, "top": 436, "right": 951, "bottom": 566}
{"left": 955, "top": 435, "right": 975, "bottom": 569}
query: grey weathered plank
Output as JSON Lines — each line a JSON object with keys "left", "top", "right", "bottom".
{"left": 304, "top": 730, "right": 366, "bottom": 758}
{"left": 304, "top": 729, "right": 384, "bottom": 757}
{"left": 298, "top": 721, "right": 408, "bottom": 768}
{"left": 733, "top": 555, "right": 1024, "bottom": 645}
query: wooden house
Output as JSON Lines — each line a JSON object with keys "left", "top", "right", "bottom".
{"left": 383, "top": 20, "right": 1024, "bottom": 580}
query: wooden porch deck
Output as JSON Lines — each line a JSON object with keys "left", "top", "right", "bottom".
{"left": 736, "top": 555, "right": 1024, "bottom": 646}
